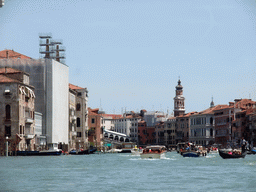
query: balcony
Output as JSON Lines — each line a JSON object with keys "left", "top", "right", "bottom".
{"left": 25, "top": 134, "right": 35, "bottom": 139}
{"left": 25, "top": 117, "right": 34, "bottom": 124}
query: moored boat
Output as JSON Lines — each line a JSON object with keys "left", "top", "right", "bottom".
{"left": 140, "top": 145, "right": 166, "bottom": 159}
{"left": 69, "top": 149, "right": 89, "bottom": 155}
{"left": 89, "top": 147, "right": 97, "bottom": 154}
{"left": 15, "top": 149, "right": 62, "bottom": 156}
{"left": 219, "top": 149, "right": 246, "bottom": 159}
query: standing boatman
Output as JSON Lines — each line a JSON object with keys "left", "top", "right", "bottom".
{"left": 241, "top": 137, "right": 247, "bottom": 153}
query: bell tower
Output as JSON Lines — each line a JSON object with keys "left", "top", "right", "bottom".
{"left": 174, "top": 79, "right": 185, "bottom": 117}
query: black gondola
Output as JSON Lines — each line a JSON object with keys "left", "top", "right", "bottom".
{"left": 218, "top": 150, "right": 246, "bottom": 159}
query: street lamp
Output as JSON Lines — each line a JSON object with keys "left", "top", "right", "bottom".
{"left": 6, "top": 136, "right": 8, "bottom": 157}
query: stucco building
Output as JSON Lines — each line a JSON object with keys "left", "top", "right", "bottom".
{"left": 69, "top": 84, "right": 89, "bottom": 150}
{"left": 164, "top": 117, "right": 176, "bottom": 148}
{"left": 0, "top": 67, "right": 35, "bottom": 155}
{"left": 190, "top": 104, "right": 228, "bottom": 146}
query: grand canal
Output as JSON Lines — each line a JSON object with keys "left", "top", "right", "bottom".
{"left": 1, "top": 152, "right": 256, "bottom": 191}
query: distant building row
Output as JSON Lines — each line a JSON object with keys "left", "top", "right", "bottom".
{"left": 1, "top": 49, "right": 256, "bottom": 155}
{"left": 83, "top": 80, "right": 256, "bottom": 149}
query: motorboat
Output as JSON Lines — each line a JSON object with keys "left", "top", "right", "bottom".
{"left": 131, "top": 146, "right": 142, "bottom": 156}
{"left": 182, "top": 151, "right": 200, "bottom": 157}
{"left": 140, "top": 145, "right": 166, "bottom": 159}
{"left": 247, "top": 147, "right": 256, "bottom": 155}
{"left": 69, "top": 149, "right": 89, "bottom": 155}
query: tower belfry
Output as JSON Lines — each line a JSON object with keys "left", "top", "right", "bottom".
{"left": 173, "top": 79, "right": 185, "bottom": 117}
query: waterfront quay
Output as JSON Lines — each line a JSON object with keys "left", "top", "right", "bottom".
{"left": 1, "top": 152, "right": 256, "bottom": 192}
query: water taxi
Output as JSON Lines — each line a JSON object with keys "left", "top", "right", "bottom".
{"left": 140, "top": 145, "right": 166, "bottom": 159}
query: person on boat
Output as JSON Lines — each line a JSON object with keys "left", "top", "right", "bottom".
{"left": 241, "top": 137, "right": 247, "bottom": 153}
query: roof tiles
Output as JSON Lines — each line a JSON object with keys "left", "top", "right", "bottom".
{"left": 0, "top": 49, "right": 31, "bottom": 59}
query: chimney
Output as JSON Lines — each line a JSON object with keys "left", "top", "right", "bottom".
{"left": 234, "top": 99, "right": 242, "bottom": 104}
{"left": 229, "top": 102, "right": 234, "bottom": 107}
{"left": 6, "top": 50, "right": 9, "bottom": 59}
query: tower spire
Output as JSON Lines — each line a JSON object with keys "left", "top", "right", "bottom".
{"left": 210, "top": 96, "right": 214, "bottom": 108}
{"left": 173, "top": 78, "right": 185, "bottom": 117}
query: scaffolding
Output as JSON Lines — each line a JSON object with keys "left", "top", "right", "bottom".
{"left": 39, "top": 33, "right": 65, "bottom": 64}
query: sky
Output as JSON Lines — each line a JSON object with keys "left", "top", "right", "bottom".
{"left": 1, "top": 0, "right": 256, "bottom": 114}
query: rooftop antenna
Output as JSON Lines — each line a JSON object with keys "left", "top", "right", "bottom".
{"left": 100, "top": 98, "right": 102, "bottom": 111}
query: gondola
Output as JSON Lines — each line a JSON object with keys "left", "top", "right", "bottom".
{"left": 218, "top": 149, "right": 246, "bottom": 159}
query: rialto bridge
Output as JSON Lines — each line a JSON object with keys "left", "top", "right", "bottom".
{"left": 103, "top": 129, "right": 130, "bottom": 143}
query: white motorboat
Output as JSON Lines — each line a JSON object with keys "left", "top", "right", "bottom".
{"left": 140, "top": 145, "right": 166, "bottom": 159}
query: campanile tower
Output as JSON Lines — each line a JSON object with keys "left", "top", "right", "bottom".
{"left": 173, "top": 79, "right": 185, "bottom": 117}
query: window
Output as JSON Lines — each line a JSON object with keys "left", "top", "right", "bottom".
{"left": 210, "top": 128, "right": 213, "bottom": 137}
{"left": 77, "top": 92, "right": 82, "bottom": 96}
{"left": 6, "top": 105, "right": 11, "bottom": 119}
{"left": 77, "top": 132, "right": 81, "bottom": 137}
{"left": 91, "top": 118, "right": 95, "bottom": 124}
{"left": 77, "top": 117, "right": 80, "bottom": 127}
{"left": 210, "top": 117, "right": 213, "bottom": 124}
{"left": 4, "top": 85, "right": 11, "bottom": 95}
{"left": 5, "top": 126, "right": 11, "bottom": 137}
{"left": 20, "top": 125, "right": 22, "bottom": 134}
{"left": 76, "top": 103, "right": 81, "bottom": 111}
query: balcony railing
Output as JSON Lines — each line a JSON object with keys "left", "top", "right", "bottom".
{"left": 25, "top": 117, "right": 34, "bottom": 124}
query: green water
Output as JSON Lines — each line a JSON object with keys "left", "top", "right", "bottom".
{"left": 1, "top": 152, "right": 256, "bottom": 192}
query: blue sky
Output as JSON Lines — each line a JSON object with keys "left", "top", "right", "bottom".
{"left": 1, "top": 0, "right": 256, "bottom": 114}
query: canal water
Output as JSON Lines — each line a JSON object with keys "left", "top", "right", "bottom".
{"left": 1, "top": 152, "right": 256, "bottom": 192}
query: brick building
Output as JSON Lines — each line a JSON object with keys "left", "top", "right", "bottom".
{"left": 138, "top": 121, "right": 156, "bottom": 146}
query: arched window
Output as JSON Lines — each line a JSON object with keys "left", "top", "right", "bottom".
{"left": 76, "top": 103, "right": 81, "bottom": 111}
{"left": 6, "top": 105, "right": 11, "bottom": 119}
{"left": 77, "top": 117, "right": 80, "bottom": 127}
{"left": 5, "top": 126, "right": 11, "bottom": 137}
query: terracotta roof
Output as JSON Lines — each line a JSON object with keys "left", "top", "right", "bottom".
{"left": 0, "top": 49, "right": 31, "bottom": 59}
{"left": 234, "top": 99, "right": 256, "bottom": 109}
{"left": 0, "top": 67, "right": 24, "bottom": 74}
{"left": 177, "top": 111, "right": 198, "bottom": 118}
{"left": 102, "top": 114, "right": 123, "bottom": 119}
{"left": 88, "top": 108, "right": 100, "bottom": 115}
{"left": 69, "top": 83, "right": 85, "bottom": 90}
{"left": 0, "top": 74, "right": 20, "bottom": 83}
{"left": 191, "top": 105, "right": 229, "bottom": 116}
